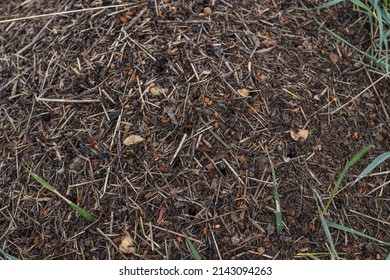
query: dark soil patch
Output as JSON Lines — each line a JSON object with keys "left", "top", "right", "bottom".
{"left": 0, "top": 0, "right": 389, "bottom": 260}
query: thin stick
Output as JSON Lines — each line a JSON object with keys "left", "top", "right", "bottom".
{"left": 37, "top": 98, "right": 100, "bottom": 103}
{"left": 100, "top": 165, "right": 111, "bottom": 198}
{"left": 365, "top": 69, "right": 389, "bottom": 120}
{"left": 128, "top": 38, "right": 157, "bottom": 62}
{"left": 366, "top": 179, "right": 390, "bottom": 195}
{"left": 0, "top": 3, "right": 145, "bottom": 24}
{"left": 152, "top": 224, "right": 202, "bottom": 244}
{"left": 329, "top": 71, "right": 389, "bottom": 114}
{"left": 154, "top": 0, "right": 159, "bottom": 17}
{"left": 109, "top": 108, "right": 123, "bottom": 151}
{"left": 149, "top": 222, "right": 154, "bottom": 251}
{"left": 170, "top": 133, "right": 188, "bottom": 165}
{"left": 349, "top": 209, "right": 390, "bottom": 226}
{"left": 200, "top": 117, "right": 231, "bottom": 149}
{"left": 156, "top": 20, "right": 211, "bottom": 24}
{"left": 96, "top": 228, "right": 128, "bottom": 259}
{"left": 209, "top": 223, "right": 222, "bottom": 260}
{"left": 221, "top": 158, "right": 245, "bottom": 186}
{"left": 17, "top": 17, "right": 55, "bottom": 55}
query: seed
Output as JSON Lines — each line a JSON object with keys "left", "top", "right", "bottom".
{"left": 204, "top": 7, "right": 212, "bottom": 15}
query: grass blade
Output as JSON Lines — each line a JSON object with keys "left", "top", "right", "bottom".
{"left": 185, "top": 237, "right": 201, "bottom": 260}
{"left": 352, "top": 152, "right": 390, "bottom": 184}
{"left": 375, "top": 5, "right": 385, "bottom": 53}
{"left": 139, "top": 216, "right": 147, "bottom": 238}
{"left": 26, "top": 168, "right": 94, "bottom": 222}
{"left": 387, "top": 253, "right": 390, "bottom": 260}
{"left": 294, "top": 252, "right": 331, "bottom": 260}
{"left": 25, "top": 168, "right": 55, "bottom": 191}
{"left": 324, "top": 27, "right": 387, "bottom": 67}
{"left": 313, "top": 190, "right": 339, "bottom": 259}
{"left": 324, "top": 144, "right": 374, "bottom": 213}
{"left": 351, "top": 0, "right": 374, "bottom": 16}
{"left": 328, "top": 222, "right": 390, "bottom": 246}
{"left": 315, "top": 0, "right": 345, "bottom": 9}
{"left": 268, "top": 156, "right": 282, "bottom": 235}
{"left": 68, "top": 202, "right": 94, "bottom": 222}
{"left": 344, "top": 144, "right": 374, "bottom": 170}
{"left": 0, "top": 247, "right": 19, "bottom": 260}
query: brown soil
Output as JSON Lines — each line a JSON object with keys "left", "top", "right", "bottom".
{"left": 0, "top": 0, "right": 389, "bottom": 260}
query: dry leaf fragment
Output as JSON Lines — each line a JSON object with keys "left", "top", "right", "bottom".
{"left": 329, "top": 53, "right": 339, "bottom": 63}
{"left": 237, "top": 88, "right": 249, "bottom": 97}
{"left": 204, "top": 97, "right": 213, "bottom": 105}
{"left": 257, "top": 72, "right": 267, "bottom": 81}
{"left": 119, "top": 234, "right": 136, "bottom": 254}
{"left": 290, "top": 129, "right": 309, "bottom": 141}
{"left": 34, "top": 235, "right": 42, "bottom": 247}
{"left": 157, "top": 207, "right": 167, "bottom": 224}
{"left": 257, "top": 246, "right": 266, "bottom": 255}
{"left": 231, "top": 235, "right": 240, "bottom": 245}
{"left": 262, "top": 38, "right": 278, "bottom": 47}
{"left": 123, "top": 135, "right": 144, "bottom": 145}
{"left": 149, "top": 85, "right": 160, "bottom": 96}
{"left": 157, "top": 163, "right": 170, "bottom": 173}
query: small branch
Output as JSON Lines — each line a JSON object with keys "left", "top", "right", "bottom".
{"left": 17, "top": 17, "right": 55, "bottom": 55}
{"left": 37, "top": 98, "right": 101, "bottom": 103}
{"left": 170, "top": 133, "right": 188, "bottom": 165}
{"left": 329, "top": 71, "right": 389, "bottom": 114}
{"left": 222, "top": 158, "right": 245, "bottom": 186}
{"left": 0, "top": 2, "right": 146, "bottom": 24}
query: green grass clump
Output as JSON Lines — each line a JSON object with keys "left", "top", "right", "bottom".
{"left": 311, "top": 0, "right": 390, "bottom": 74}
{"left": 25, "top": 167, "right": 94, "bottom": 222}
{"left": 324, "top": 144, "right": 374, "bottom": 213}
{"left": 0, "top": 247, "right": 19, "bottom": 260}
{"left": 185, "top": 237, "right": 201, "bottom": 260}
{"left": 313, "top": 189, "right": 339, "bottom": 259}
{"left": 315, "top": 144, "right": 390, "bottom": 259}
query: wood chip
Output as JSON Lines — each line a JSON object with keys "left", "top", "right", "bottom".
{"left": 123, "top": 135, "right": 144, "bottom": 145}
{"left": 329, "top": 52, "right": 339, "bottom": 63}
{"left": 119, "top": 234, "right": 136, "bottom": 254}
{"left": 290, "top": 129, "right": 309, "bottom": 141}
{"left": 237, "top": 88, "right": 249, "bottom": 97}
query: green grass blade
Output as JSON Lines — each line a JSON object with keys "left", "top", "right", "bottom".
{"left": 315, "top": 0, "right": 345, "bottom": 9}
{"left": 25, "top": 167, "right": 55, "bottom": 191}
{"left": 375, "top": 5, "right": 385, "bottom": 53}
{"left": 139, "top": 216, "right": 147, "bottom": 238}
{"left": 387, "top": 253, "right": 390, "bottom": 260}
{"left": 382, "top": 10, "right": 390, "bottom": 23}
{"left": 26, "top": 168, "right": 94, "bottom": 222}
{"left": 295, "top": 252, "right": 331, "bottom": 260}
{"left": 324, "top": 144, "right": 374, "bottom": 213}
{"left": 344, "top": 144, "right": 374, "bottom": 170}
{"left": 324, "top": 27, "right": 382, "bottom": 62}
{"left": 68, "top": 202, "right": 94, "bottom": 222}
{"left": 301, "top": 254, "right": 320, "bottom": 260}
{"left": 185, "top": 237, "right": 201, "bottom": 260}
{"left": 352, "top": 152, "right": 390, "bottom": 184}
{"left": 353, "top": 59, "right": 387, "bottom": 74}
{"left": 373, "top": 0, "right": 380, "bottom": 9}
{"left": 328, "top": 222, "right": 390, "bottom": 246}
{"left": 313, "top": 190, "right": 339, "bottom": 259}
{"left": 351, "top": 0, "right": 374, "bottom": 15}
{"left": 268, "top": 156, "right": 283, "bottom": 235}
{"left": 0, "top": 247, "right": 19, "bottom": 260}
